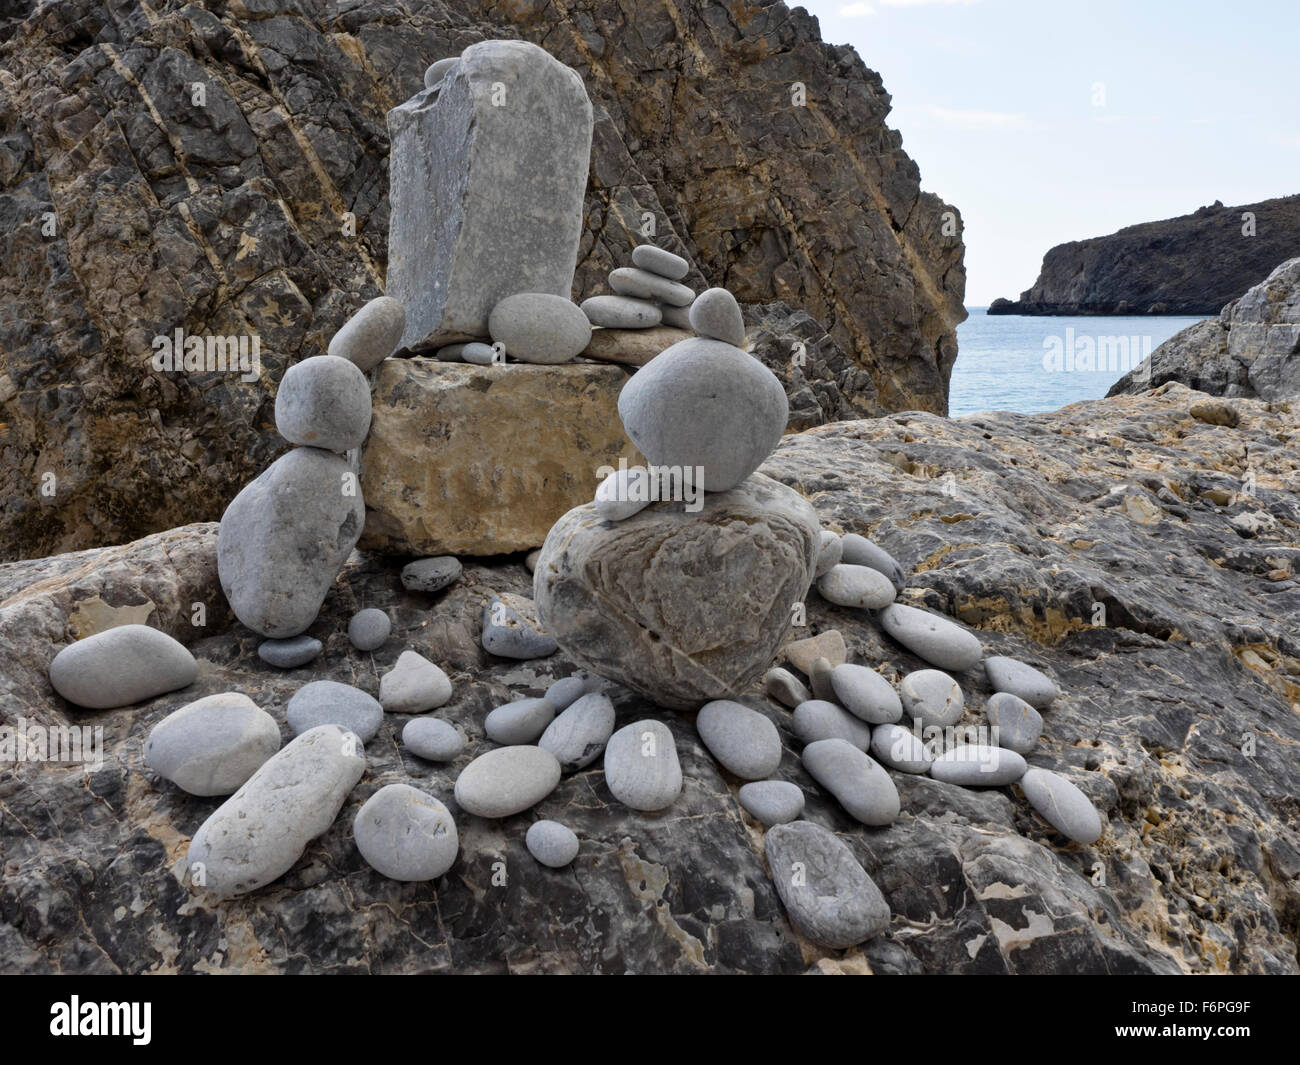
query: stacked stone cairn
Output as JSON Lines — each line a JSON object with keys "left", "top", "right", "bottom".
{"left": 40, "top": 39, "right": 1107, "bottom": 957}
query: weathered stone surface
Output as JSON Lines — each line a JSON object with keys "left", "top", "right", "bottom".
{"left": 387, "top": 40, "right": 593, "bottom": 349}
{"left": 1111, "top": 257, "right": 1300, "bottom": 400}
{"left": 581, "top": 326, "right": 692, "bottom": 367}
{"left": 49, "top": 624, "right": 197, "bottom": 710}
{"left": 217, "top": 448, "right": 365, "bottom": 638}
{"left": 10, "top": 383, "right": 1300, "bottom": 974}
{"left": 534, "top": 472, "right": 820, "bottom": 709}
{"left": 359, "top": 359, "right": 639, "bottom": 555}
{"left": 764, "top": 820, "right": 890, "bottom": 949}
{"left": 992, "top": 196, "right": 1300, "bottom": 315}
{"left": 187, "top": 724, "right": 367, "bottom": 898}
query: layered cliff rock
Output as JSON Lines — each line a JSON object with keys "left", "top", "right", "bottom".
{"left": 4, "top": 385, "right": 1299, "bottom": 974}
{"left": 0, "top": 0, "right": 964, "bottom": 563}
{"left": 1109, "top": 257, "right": 1300, "bottom": 399}
{"left": 991, "top": 195, "right": 1300, "bottom": 316}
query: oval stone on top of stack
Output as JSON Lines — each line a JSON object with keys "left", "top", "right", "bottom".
{"left": 695, "top": 700, "right": 782, "bottom": 780}
{"left": 328, "top": 296, "right": 407, "bottom": 372}
{"left": 631, "top": 244, "right": 689, "bottom": 280}
{"left": 817, "top": 563, "right": 896, "bottom": 609}
{"left": 609, "top": 267, "right": 695, "bottom": 307}
{"left": 802, "top": 738, "right": 900, "bottom": 826}
{"left": 618, "top": 338, "right": 788, "bottom": 492}
{"left": 49, "top": 624, "right": 197, "bottom": 710}
{"left": 145, "top": 693, "right": 280, "bottom": 796}
{"left": 275, "top": 355, "right": 372, "bottom": 453}
{"left": 985, "top": 656, "right": 1060, "bottom": 709}
{"left": 877, "top": 603, "right": 983, "bottom": 673}
{"left": 581, "top": 294, "right": 662, "bottom": 329}
{"left": 689, "top": 288, "right": 746, "bottom": 347}
{"left": 488, "top": 293, "right": 591, "bottom": 364}
{"left": 764, "top": 820, "right": 890, "bottom": 949}
{"left": 218, "top": 447, "right": 365, "bottom": 639}
{"left": 830, "top": 663, "right": 903, "bottom": 724}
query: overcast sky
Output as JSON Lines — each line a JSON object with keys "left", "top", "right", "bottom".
{"left": 800, "top": 0, "right": 1299, "bottom": 305}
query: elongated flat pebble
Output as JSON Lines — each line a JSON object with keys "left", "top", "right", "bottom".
{"left": 401, "top": 556, "right": 462, "bottom": 593}
{"left": 145, "top": 693, "right": 280, "bottom": 796}
{"left": 792, "top": 700, "right": 874, "bottom": 751}
{"left": 986, "top": 692, "right": 1043, "bottom": 755}
{"left": 802, "top": 738, "right": 900, "bottom": 826}
{"left": 809, "top": 657, "right": 836, "bottom": 701}
{"left": 348, "top": 608, "right": 391, "bottom": 651}
{"left": 454, "top": 745, "right": 561, "bottom": 818}
{"left": 815, "top": 531, "right": 842, "bottom": 578}
{"left": 631, "top": 244, "right": 689, "bottom": 280}
{"left": 287, "top": 680, "right": 384, "bottom": 742}
{"left": 738, "top": 780, "right": 805, "bottom": 826}
{"left": 544, "top": 676, "right": 586, "bottom": 710}
{"left": 581, "top": 294, "right": 662, "bottom": 328}
{"left": 485, "top": 696, "right": 556, "bottom": 745}
{"left": 870, "top": 722, "right": 933, "bottom": 774}
{"left": 688, "top": 287, "right": 745, "bottom": 347}
{"left": 538, "top": 693, "right": 616, "bottom": 771}
{"left": 328, "top": 295, "right": 406, "bottom": 371}
{"left": 609, "top": 266, "right": 694, "bottom": 306}
{"left": 379, "top": 650, "right": 453, "bottom": 713}
{"left": 784, "top": 630, "right": 846, "bottom": 675}
{"left": 900, "top": 669, "right": 964, "bottom": 727}
{"left": 930, "top": 745, "right": 1027, "bottom": 786}
{"left": 1019, "top": 768, "right": 1103, "bottom": 843}
{"left": 765, "top": 820, "right": 890, "bottom": 948}
{"left": 818, "top": 563, "right": 896, "bottom": 609}
{"left": 257, "top": 635, "right": 323, "bottom": 669}
{"left": 764, "top": 667, "right": 811, "bottom": 709}
{"left": 594, "top": 466, "right": 653, "bottom": 521}
{"left": 354, "top": 783, "right": 458, "bottom": 881}
{"left": 49, "top": 624, "right": 197, "bottom": 710}
{"left": 830, "top": 663, "right": 902, "bottom": 724}
{"left": 402, "top": 717, "right": 463, "bottom": 762}
{"left": 526, "top": 820, "right": 580, "bottom": 867}
{"left": 482, "top": 594, "right": 557, "bottom": 659}
{"left": 659, "top": 302, "right": 693, "bottom": 329}
{"left": 603, "top": 720, "right": 682, "bottom": 811}
{"left": 878, "top": 604, "right": 983, "bottom": 672}
{"left": 985, "top": 656, "right": 1060, "bottom": 709}
{"left": 187, "top": 724, "right": 366, "bottom": 897}
{"left": 840, "top": 534, "right": 906, "bottom": 591}
{"left": 696, "top": 700, "right": 782, "bottom": 780}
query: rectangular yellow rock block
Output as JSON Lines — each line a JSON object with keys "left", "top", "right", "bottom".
{"left": 360, "top": 359, "right": 642, "bottom": 555}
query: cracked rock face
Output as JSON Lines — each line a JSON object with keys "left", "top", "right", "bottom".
{"left": 6, "top": 384, "right": 1300, "bottom": 973}
{"left": 0, "top": 0, "right": 963, "bottom": 563}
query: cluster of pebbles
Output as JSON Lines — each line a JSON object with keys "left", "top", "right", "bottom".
{"left": 580, "top": 245, "right": 697, "bottom": 331}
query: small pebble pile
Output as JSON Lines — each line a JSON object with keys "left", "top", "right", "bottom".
{"left": 580, "top": 244, "right": 696, "bottom": 331}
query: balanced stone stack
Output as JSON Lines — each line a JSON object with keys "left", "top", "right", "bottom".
{"left": 534, "top": 286, "right": 816, "bottom": 709}
{"left": 580, "top": 245, "right": 699, "bottom": 368}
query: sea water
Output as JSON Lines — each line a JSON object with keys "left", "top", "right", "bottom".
{"left": 949, "top": 308, "right": 1208, "bottom": 417}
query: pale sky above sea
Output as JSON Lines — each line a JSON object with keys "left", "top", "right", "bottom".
{"left": 800, "top": 0, "right": 1299, "bottom": 305}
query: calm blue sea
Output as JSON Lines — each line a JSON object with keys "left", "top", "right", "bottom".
{"left": 948, "top": 308, "right": 1209, "bottom": 417}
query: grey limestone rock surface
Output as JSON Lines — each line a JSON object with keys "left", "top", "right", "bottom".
{"left": 387, "top": 40, "right": 594, "bottom": 349}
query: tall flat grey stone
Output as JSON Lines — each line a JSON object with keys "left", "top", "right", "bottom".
{"left": 387, "top": 40, "right": 594, "bottom": 349}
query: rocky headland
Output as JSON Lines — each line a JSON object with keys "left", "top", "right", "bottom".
{"left": 991, "top": 195, "right": 1300, "bottom": 316}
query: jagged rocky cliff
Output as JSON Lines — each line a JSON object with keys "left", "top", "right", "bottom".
{"left": 991, "top": 195, "right": 1300, "bottom": 316}
{"left": 1109, "top": 257, "right": 1300, "bottom": 400}
{"left": 0, "top": 0, "right": 965, "bottom": 563}
{"left": 4, "top": 385, "right": 1299, "bottom": 974}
